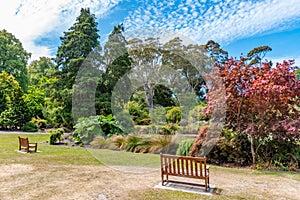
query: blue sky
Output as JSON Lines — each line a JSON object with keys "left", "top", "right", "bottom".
{"left": 1, "top": 0, "right": 300, "bottom": 65}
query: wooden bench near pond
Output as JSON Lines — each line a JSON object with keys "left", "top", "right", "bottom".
{"left": 18, "top": 136, "right": 38, "bottom": 153}
{"left": 160, "top": 153, "right": 210, "bottom": 192}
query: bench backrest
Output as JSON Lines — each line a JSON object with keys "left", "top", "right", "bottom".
{"left": 160, "top": 154, "right": 207, "bottom": 178}
{"left": 19, "top": 136, "right": 29, "bottom": 147}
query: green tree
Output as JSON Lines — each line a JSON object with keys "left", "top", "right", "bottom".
{"left": 153, "top": 85, "right": 177, "bottom": 107}
{"left": 0, "top": 71, "right": 29, "bottom": 129}
{"left": 0, "top": 29, "right": 31, "bottom": 90}
{"left": 166, "top": 106, "right": 182, "bottom": 124}
{"left": 27, "top": 57, "right": 60, "bottom": 125}
{"left": 103, "top": 23, "right": 127, "bottom": 66}
{"left": 53, "top": 8, "right": 100, "bottom": 127}
{"left": 127, "top": 37, "right": 163, "bottom": 109}
{"left": 24, "top": 86, "right": 45, "bottom": 120}
{"left": 56, "top": 8, "right": 100, "bottom": 84}
{"left": 28, "top": 57, "right": 56, "bottom": 85}
{"left": 163, "top": 37, "right": 210, "bottom": 101}
{"left": 202, "top": 40, "right": 228, "bottom": 64}
{"left": 247, "top": 45, "right": 272, "bottom": 66}
{"left": 96, "top": 24, "right": 131, "bottom": 115}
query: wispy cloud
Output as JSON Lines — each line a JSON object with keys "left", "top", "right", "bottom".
{"left": 0, "top": 0, "right": 122, "bottom": 60}
{"left": 1, "top": 0, "right": 300, "bottom": 61}
{"left": 124, "top": 0, "right": 300, "bottom": 45}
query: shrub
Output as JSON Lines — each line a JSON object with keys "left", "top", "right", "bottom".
{"left": 188, "top": 103, "right": 209, "bottom": 124}
{"left": 49, "top": 128, "right": 64, "bottom": 134}
{"left": 100, "top": 115, "right": 125, "bottom": 136}
{"left": 256, "top": 139, "right": 300, "bottom": 171}
{"left": 124, "top": 135, "right": 144, "bottom": 152}
{"left": 134, "top": 115, "right": 151, "bottom": 125}
{"left": 158, "top": 125, "right": 171, "bottom": 135}
{"left": 30, "top": 117, "right": 47, "bottom": 129}
{"left": 128, "top": 101, "right": 150, "bottom": 125}
{"left": 23, "top": 121, "right": 38, "bottom": 132}
{"left": 149, "top": 106, "right": 167, "bottom": 125}
{"left": 107, "top": 134, "right": 126, "bottom": 150}
{"left": 146, "top": 124, "right": 180, "bottom": 135}
{"left": 206, "top": 129, "right": 252, "bottom": 166}
{"left": 49, "top": 128, "right": 64, "bottom": 145}
{"left": 73, "top": 115, "right": 125, "bottom": 144}
{"left": 160, "top": 124, "right": 180, "bottom": 135}
{"left": 192, "top": 127, "right": 300, "bottom": 170}
{"left": 123, "top": 134, "right": 174, "bottom": 153}
{"left": 147, "top": 135, "right": 173, "bottom": 153}
{"left": 115, "top": 111, "right": 135, "bottom": 133}
{"left": 128, "top": 101, "right": 143, "bottom": 116}
{"left": 147, "top": 124, "right": 160, "bottom": 134}
{"left": 90, "top": 136, "right": 109, "bottom": 149}
{"left": 88, "top": 133, "right": 175, "bottom": 154}
{"left": 176, "top": 139, "right": 194, "bottom": 156}
{"left": 135, "top": 125, "right": 150, "bottom": 134}
{"left": 166, "top": 107, "right": 181, "bottom": 124}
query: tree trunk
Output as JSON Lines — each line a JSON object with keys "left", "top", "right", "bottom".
{"left": 146, "top": 94, "right": 153, "bottom": 109}
{"left": 250, "top": 134, "right": 256, "bottom": 165}
{"left": 144, "top": 85, "right": 154, "bottom": 109}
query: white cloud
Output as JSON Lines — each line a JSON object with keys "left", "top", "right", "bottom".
{"left": 0, "top": 0, "right": 122, "bottom": 61}
{"left": 123, "top": 0, "right": 300, "bottom": 46}
{"left": 1, "top": 0, "right": 300, "bottom": 62}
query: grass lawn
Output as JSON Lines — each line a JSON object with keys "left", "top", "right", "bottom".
{"left": 0, "top": 133, "right": 101, "bottom": 165}
{"left": 87, "top": 148, "right": 160, "bottom": 168}
{"left": 1, "top": 133, "right": 299, "bottom": 200}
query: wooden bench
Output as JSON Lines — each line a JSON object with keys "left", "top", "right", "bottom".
{"left": 160, "top": 153, "right": 210, "bottom": 191}
{"left": 18, "top": 136, "right": 38, "bottom": 153}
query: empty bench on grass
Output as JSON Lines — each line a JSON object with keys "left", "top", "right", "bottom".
{"left": 160, "top": 153, "right": 210, "bottom": 191}
{"left": 18, "top": 136, "right": 38, "bottom": 153}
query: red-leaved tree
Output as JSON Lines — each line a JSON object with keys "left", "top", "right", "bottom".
{"left": 214, "top": 58, "right": 300, "bottom": 165}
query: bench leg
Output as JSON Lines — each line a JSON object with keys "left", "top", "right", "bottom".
{"left": 206, "top": 176, "right": 210, "bottom": 191}
{"left": 161, "top": 174, "right": 167, "bottom": 186}
{"left": 161, "top": 173, "right": 170, "bottom": 186}
{"left": 208, "top": 176, "right": 210, "bottom": 187}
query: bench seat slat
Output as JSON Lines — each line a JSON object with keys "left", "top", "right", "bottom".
{"left": 163, "top": 168, "right": 209, "bottom": 177}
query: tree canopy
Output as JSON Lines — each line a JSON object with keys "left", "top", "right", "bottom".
{"left": 247, "top": 45, "right": 272, "bottom": 66}
{"left": 0, "top": 29, "right": 31, "bottom": 90}
{"left": 0, "top": 71, "right": 28, "bottom": 129}
{"left": 204, "top": 58, "right": 300, "bottom": 164}
{"left": 56, "top": 8, "right": 100, "bottom": 85}
{"left": 52, "top": 8, "right": 101, "bottom": 127}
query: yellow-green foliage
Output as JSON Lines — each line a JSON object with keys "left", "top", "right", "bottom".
{"left": 188, "top": 103, "right": 208, "bottom": 123}
{"left": 176, "top": 139, "right": 194, "bottom": 156}
{"left": 166, "top": 106, "right": 181, "bottom": 124}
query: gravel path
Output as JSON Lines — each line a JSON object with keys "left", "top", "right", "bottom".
{"left": 0, "top": 164, "right": 299, "bottom": 200}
